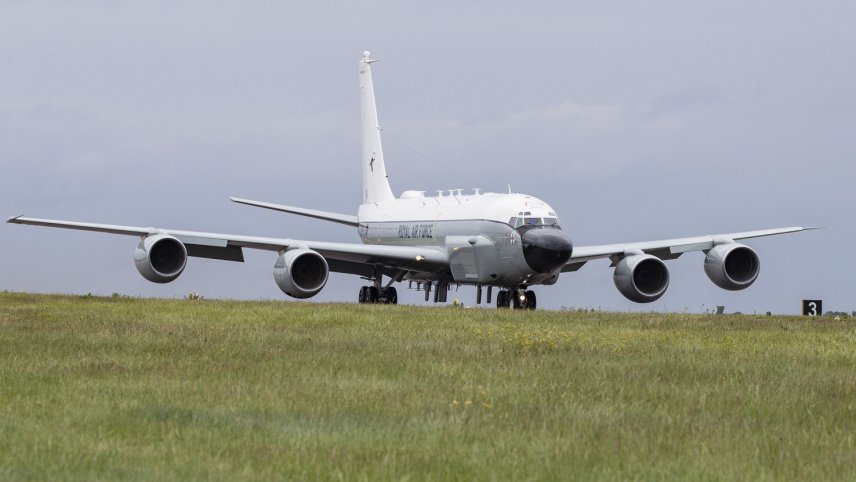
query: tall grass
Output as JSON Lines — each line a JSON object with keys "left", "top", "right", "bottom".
{"left": 1, "top": 292, "right": 854, "bottom": 480}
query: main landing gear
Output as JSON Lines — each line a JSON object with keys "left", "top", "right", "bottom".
{"left": 496, "top": 288, "right": 536, "bottom": 310}
{"left": 358, "top": 285, "right": 398, "bottom": 304}
{"left": 358, "top": 269, "right": 400, "bottom": 305}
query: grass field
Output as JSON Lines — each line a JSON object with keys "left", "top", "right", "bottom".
{"left": 1, "top": 292, "right": 855, "bottom": 481}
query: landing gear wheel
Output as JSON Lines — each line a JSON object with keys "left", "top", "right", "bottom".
{"left": 384, "top": 287, "right": 398, "bottom": 305}
{"left": 358, "top": 286, "right": 368, "bottom": 303}
{"left": 525, "top": 290, "right": 536, "bottom": 310}
{"left": 367, "top": 286, "right": 379, "bottom": 303}
{"left": 496, "top": 290, "right": 510, "bottom": 309}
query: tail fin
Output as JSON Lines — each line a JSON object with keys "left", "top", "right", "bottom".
{"left": 360, "top": 51, "right": 395, "bottom": 204}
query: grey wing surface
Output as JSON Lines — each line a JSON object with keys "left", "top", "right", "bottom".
{"left": 563, "top": 226, "right": 816, "bottom": 271}
{"left": 6, "top": 215, "right": 448, "bottom": 274}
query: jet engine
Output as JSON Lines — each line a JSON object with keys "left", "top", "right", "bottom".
{"left": 613, "top": 254, "right": 670, "bottom": 303}
{"left": 134, "top": 233, "right": 187, "bottom": 283}
{"left": 704, "top": 243, "right": 759, "bottom": 290}
{"left": 273, "top": 248, "right": 329, "bottom": 299}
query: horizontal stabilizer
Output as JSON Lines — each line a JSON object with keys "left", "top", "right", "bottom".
{"left": 230, "top": 197, "right": 358, "bottom": 227}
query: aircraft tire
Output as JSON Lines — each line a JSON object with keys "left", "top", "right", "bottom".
{"left": 497, "top": 290, "right": 509, "bottom": 309}
{"left": 525, "top": 290, "right": 537, "bottom": 310}
{"left": 368, "top": 286, "right": 379, "bottom": 303}
{"left": 385, "top": 287, "right": 398, "bottom": 304}
{"left": 358, "top": 286, "right": 367, "bottom": 303}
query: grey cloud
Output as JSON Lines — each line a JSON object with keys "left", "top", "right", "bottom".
{"left": 2, "top": 1, "right": 853, "bottom": 313}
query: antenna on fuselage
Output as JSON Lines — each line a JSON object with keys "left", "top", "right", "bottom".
{"left": 507, "top": 184, "right": 512, "bottom": 194}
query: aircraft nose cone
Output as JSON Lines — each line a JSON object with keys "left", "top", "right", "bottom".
{"left": 521, "top": 228, "right": 573, "bottom": 273}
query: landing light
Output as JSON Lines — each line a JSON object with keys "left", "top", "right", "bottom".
{"left": 415, "top": 255, "right": 425, "bottom": 261}
{"left": 519, "top": 295, "right": 526, "bottom": 301}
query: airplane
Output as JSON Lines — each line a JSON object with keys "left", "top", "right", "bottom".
{"left": 8, "top": 51, "right": 814, "bottom": 310}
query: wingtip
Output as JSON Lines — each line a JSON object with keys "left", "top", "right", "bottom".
{"left": 6, "top": 214, "right": 24, "bottom": 223}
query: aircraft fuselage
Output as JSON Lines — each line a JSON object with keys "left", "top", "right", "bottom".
{"left": 358, "top": 191, "right": 573, "bottom": 287}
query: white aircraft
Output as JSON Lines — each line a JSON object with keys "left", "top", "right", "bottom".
{"left": 8, "top": 51, "right": 813, "bottom": 310}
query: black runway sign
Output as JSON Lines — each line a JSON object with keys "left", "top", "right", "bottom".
{"left": 802, "top": 300, "right": 822, "bottom": 317}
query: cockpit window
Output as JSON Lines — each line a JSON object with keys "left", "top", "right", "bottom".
{"left": 511, "top": 216, "right": 562, "bottom": 228}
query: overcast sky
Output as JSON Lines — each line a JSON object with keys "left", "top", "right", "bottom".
{"left": 2, "top": 1, "right": 853, "bottom": 314}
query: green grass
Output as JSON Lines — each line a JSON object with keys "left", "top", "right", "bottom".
{"left": 1, "top": 292, "right": 855, "bottom": 481}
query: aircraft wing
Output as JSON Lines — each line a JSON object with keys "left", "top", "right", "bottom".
{"left": 562, "top": 226, "right": 815, "bottom": 272}
{"left": 6, "top": 215, "right": 448, "bottom": 273}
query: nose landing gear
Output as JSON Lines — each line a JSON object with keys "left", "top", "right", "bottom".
{"left": 496, "top": 288, "right": 536, "bottom": 310}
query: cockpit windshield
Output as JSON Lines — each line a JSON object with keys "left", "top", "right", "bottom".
{"left": 509, "top": 216, "right": 561, "bottom": 228}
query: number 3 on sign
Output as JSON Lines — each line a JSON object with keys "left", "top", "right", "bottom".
{"left": 802, "top": 300, "right": 822, "bottom": 317}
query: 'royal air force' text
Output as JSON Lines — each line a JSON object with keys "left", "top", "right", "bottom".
{"left": 398, "top": 224, "right": 434, "bottom": 239}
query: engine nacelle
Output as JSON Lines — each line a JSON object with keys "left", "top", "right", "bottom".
{"left": 704, "top": 243, "right": 760, "bottom": 290}
{"left": 613, "top": 254, "right": 670, "bottom": 303}
{"left": 134, "top": 233, "right": 187, "bottom": 283}
{"left": 273, "top": 248, "right": 329, "bottom": 299}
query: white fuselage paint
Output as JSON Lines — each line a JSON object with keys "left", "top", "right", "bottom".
{"left": 357, "top": 191, "right": 566, "bottom": 287}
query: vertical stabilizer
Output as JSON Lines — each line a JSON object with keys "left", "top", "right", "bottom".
{"left": 360, "top": 51, "right": 395, "bottom": 204}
